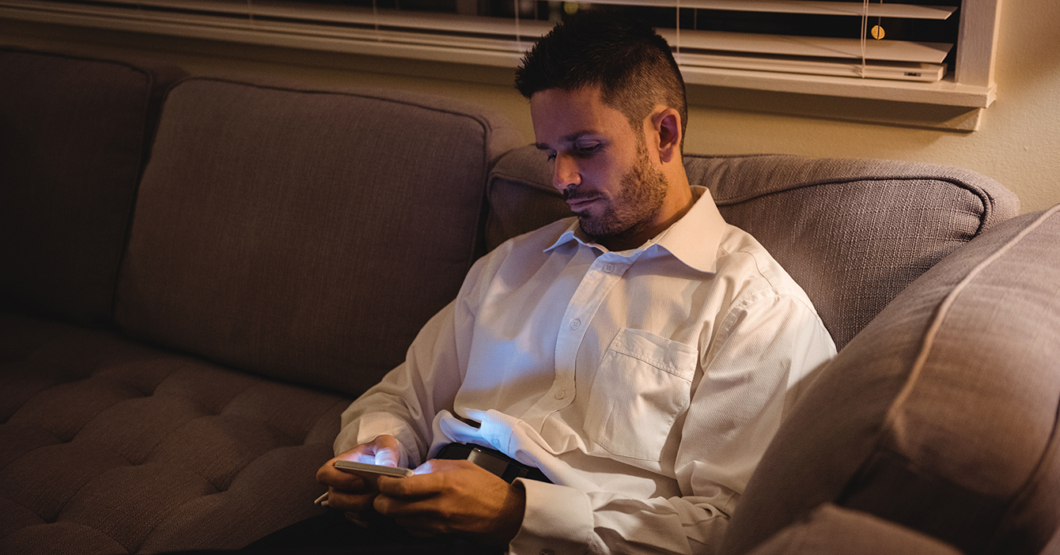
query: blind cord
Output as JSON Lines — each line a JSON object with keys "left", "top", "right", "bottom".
{"left": 859, "top": 0, "right": 869, "bottom": 77}
{"left": 675, "top": 0, "right": 681, "bottom": 57}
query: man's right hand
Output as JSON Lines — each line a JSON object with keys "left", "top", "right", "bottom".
{"left": 316, "top": 434, "right": 402, "bottom": 521}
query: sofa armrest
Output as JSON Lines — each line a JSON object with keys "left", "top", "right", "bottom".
{"left": 721, "top": 206, "right": 1060, "bottom": 555}
{"left": 748, "top": 504, "right": 962, "bottom": 555}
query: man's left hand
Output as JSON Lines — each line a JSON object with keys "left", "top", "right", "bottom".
{"left": 373, "top": 458, "right": 526, "bottom": 547}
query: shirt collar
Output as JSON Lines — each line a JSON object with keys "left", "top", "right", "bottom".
{"left": 544, "top": 186, "right": 727, "bottom": 274}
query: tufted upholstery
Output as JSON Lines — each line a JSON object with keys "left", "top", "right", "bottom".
{"left": 0, "top": 313, "right": 350, "bottom": 554}
{"left": 0, "top": 51, "right": 522, "bottom": 554}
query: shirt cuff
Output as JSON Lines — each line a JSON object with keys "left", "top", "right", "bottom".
{"left": 508, "top": 478, "right": 593, "bottom": 555}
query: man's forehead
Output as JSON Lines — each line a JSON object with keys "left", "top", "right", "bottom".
{"left": 530, "top": 86, "right": 604, "bottom": 113}
{"left": 530, "top": 86, "right": 626, "bottom": 147}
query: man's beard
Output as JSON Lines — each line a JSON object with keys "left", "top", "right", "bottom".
{"left": 569, "top": 144, "right": 669, "bottom": 241}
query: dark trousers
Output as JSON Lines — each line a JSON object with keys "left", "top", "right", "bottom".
{"left": 168, "top": 444, "right": 531, "bottom": 554}
{"left": 169, "top": 510, "right": 505, "bottom": 555}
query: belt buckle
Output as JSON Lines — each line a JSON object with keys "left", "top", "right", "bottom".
{"left": 434, "top": 443, "right": 541, "bottom": 483}
{"left": 466, "top": 447, "right": 512, "bottom": 478}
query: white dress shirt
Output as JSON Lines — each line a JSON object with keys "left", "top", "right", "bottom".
{"left": 334, "top": 186, "right": 836, "bottom": 555}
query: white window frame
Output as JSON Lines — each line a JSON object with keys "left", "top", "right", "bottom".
{"left": 0, "top": 0, "right": 1002, "bottom": 110}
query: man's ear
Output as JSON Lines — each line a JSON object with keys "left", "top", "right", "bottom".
{"left": 651, "top": 107, "right": 682, "bottom": 164}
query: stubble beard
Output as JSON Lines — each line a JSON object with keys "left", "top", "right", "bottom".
{"left": 575, "top": 143, "right": 669, "bottom": 241}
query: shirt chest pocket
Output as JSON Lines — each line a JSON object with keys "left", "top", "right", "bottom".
{"left": 583, "top": 329, "right": 698, "bottom": 461}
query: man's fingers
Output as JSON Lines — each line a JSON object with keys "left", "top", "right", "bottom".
{"left": 317, "top": 464, "right": 369, "bottom": 491}
{"left": 318, "top": 436, "right": 406, "bottom": 491}
{"left": 326, "top": 488, "right": 378, "bottom": 513}
{"left": 372, "top": 460, "right": 525, "bottom": 546}
{"left": 376, "top": 475, "right": 437, "bottom": 498}
{"left": 373, "top": 492, "right": 445, "bottom": 521}
{"left": 373, "top": 451, "right": 399, "bottom": 467}
{"left": 370, "top": 445, "right": 400, "bottom": 467}
{"left": 376, "top": 459, "right": 475, "bottom": 497}
{"left": 364, "top": 435, "right": 402, "bottom": 467}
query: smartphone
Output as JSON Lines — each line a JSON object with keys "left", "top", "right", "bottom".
{"left": 334, "top": 460, "right": 414, "bottom": 479}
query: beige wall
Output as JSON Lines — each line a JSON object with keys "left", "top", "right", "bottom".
{"left": 4, "top": 0, "right": 1058, "bottom": 212}
{"left": 680, "top": 0, "right": 1060, "bottom": 214}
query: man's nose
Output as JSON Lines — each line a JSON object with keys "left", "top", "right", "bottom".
{"left": 552, "top": 154, "right": 581, "bottom": 192}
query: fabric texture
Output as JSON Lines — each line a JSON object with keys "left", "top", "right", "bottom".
{"left": 747, "top": 504, "right": 962, "bottom": 555}
{"left": 113, "top": 78, "right": 521, "bottom": 396}
{"left": 487, "top": 147, "right": 1020, "bottom": 349}
{"left": 719, "top": 206, "right": 1060, "bottom": 555}
{"left": 0, "top": 313, "right": 351, "bottom": 554}
{"left": 0, "top": 47, "right": 185, "bottom": 326}
{"left": 196, "top": 510, "right": 504, "bottom": 554}
{"left": 336, "top": 188, "right": 836, "bottom": 555}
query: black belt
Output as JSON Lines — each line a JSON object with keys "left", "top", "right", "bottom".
{"left": 434, "top": 443, "right": 551, "bottom": 484}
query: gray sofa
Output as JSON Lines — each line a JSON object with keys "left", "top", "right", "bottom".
{"left": 1, "top": 47, "right": 1057, "bottom": 555}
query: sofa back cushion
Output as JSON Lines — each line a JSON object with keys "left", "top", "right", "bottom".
{"left": 114, "top": 78, "right": 520, "bottom": 396}
{"left": 720, "top": 206, "right": 1060, "bottom": 555}
{"left": 0, "top": 48, "right": 184, "bottom": 326}
{"left": 487, "top": 147, "right": 1020, "bottom": 348}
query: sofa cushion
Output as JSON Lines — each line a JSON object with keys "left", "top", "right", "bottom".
{"left": 114, "top": 78, "right": 521, "bottom": 396}
{"left": 0, "top": 313, "right": 350, "bottom": 554}
{"left": 487, "top": 147, "right": 1019, "bottom": 348}
{"left": 748, "top": 504, "right": 962, "bottom": 555}
{"left": 0, "top": 47, "right": 184, "bottom": 326}
{"left": 719, "top": 205, "right": 1060, "bottom": 555}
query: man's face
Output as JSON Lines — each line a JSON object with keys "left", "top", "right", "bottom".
{"left": 530, "top": 87, "right": 669, "bottom": 243}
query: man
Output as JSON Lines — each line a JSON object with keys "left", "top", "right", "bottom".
{"left": 313, "top": 10, "right": 836, "bottom": 555}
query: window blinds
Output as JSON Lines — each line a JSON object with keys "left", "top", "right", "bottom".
{"left": 1, "top": 0, "right": 996, "bottom": 108}
{"left": 3, "top": 0, "right": 956, "bottom": 82}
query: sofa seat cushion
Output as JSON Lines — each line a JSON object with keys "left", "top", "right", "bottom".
{"left": 487, "top": 147, "right": 1019, "bottom": 349}
{"left": 0, "top": 314, "right": 350, "bottom": 554}
{"left": 0, "top": 48, "right": 184, "bottom": 326}
{"left": 719, "top": 205, "right": 1060, "bottom": 555}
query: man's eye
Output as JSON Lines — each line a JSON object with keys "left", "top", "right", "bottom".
{"left": 575, "top": 144, "right": 602, "bottom": 157}
{"left": 546, "top": 153, "right": 557, "bottom": 162}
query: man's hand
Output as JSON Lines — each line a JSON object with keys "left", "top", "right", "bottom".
{"left": 316, "top": 435, "right": 402, "bottom": 522}
{"left": 373, "top": 459, "right": 526, "bottom": 547}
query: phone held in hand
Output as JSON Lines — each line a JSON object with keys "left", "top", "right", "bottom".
{"left": 334, "top": 460, "right": 414, "bottom": 479}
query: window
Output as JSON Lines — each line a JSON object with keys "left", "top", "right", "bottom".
{"left": 0, "top": 0, "right": 1001, "bottom": 108}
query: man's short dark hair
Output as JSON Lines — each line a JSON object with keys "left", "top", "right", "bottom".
{"left": 515, "top": 9, "right": 688, "bottom": 146}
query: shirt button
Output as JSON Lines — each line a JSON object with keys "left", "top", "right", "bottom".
{"left": 554, "top": 389, "right": 568, "bottom": 400}
{"left": 604, "top": 263, "right": 615, "bottom": 273}
{"left": 569, "top": 318, "right": 581, "bottom": 330}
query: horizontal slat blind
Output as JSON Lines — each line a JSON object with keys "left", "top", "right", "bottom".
{"left": 1, "top": 0, "right": 970, "bottom": 91}
{"left": 591, "top": 0, "right": 956, "bottom": 82}
{"left": 663, "top": 28, "right": 951, "bottom": 63}
{"left": 603, "top": 0, "right": 956, "bottom": 19}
